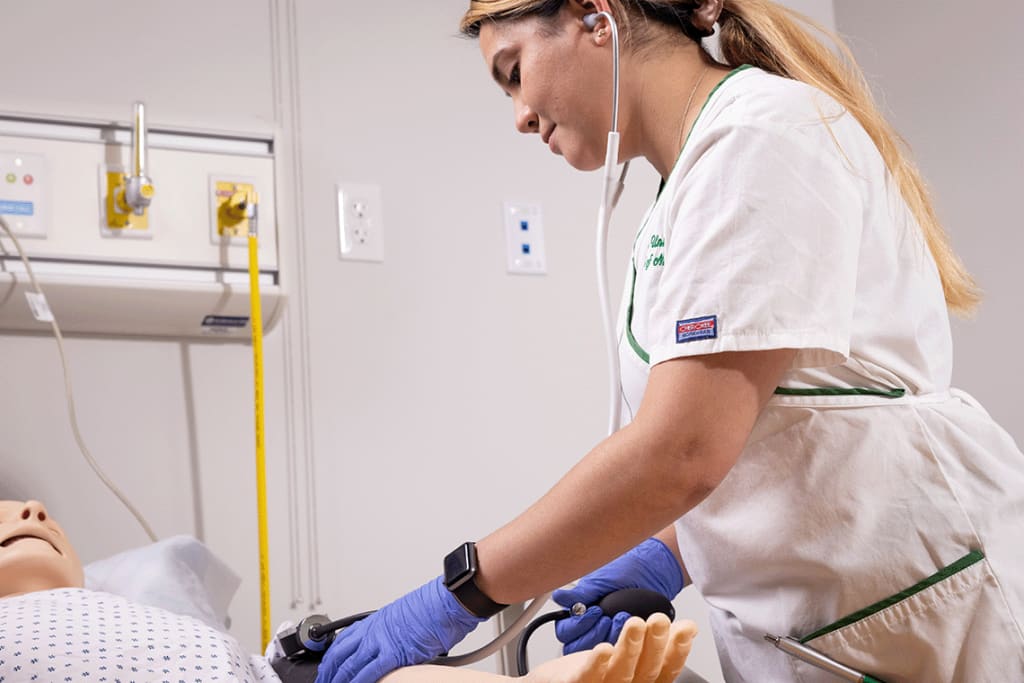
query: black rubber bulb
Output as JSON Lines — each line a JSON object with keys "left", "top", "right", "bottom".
{"left": 597, "top": 588, "right": 675, "bottom": 621}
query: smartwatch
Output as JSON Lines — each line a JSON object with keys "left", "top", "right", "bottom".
{"left": 443, "top": 541, "right": 508, "bottom": 618}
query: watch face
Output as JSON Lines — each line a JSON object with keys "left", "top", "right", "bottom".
{"left": 443, "top": 543, "right": 475, "bottom": 590}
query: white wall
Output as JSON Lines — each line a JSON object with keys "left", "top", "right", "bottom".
{"left": 771, "top": 0, "right": 835, "bottom": 27}
{"left": 834, "top": 1, "right": 1023, "bottom": 443}
{"left": 0, "top": 2, "right": 276, "bottom": 132}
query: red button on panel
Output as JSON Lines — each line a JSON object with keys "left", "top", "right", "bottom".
{"left": 23, "top": 175, "right": 34, "bottom": 185}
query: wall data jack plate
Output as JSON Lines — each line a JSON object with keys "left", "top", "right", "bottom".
{"left": 210, "top": 176, "right": 257, "bottom": 244}
{"left": 337, "top": 182, "right": 383, "bottom": 263}
{"left": 503, "top": 201, "right": 546, "bottom": 275}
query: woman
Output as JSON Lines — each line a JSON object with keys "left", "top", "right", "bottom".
{"left": 316, "top": 1, "right": 1024, "bottom": 681}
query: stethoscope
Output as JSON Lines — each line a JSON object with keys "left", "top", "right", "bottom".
{"left": 275, "top": 10, "right": 643, "bottom": 672}
{"left": 585, "top": 10, "right": 632, "bottom": 438}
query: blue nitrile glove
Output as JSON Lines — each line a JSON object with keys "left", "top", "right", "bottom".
{"left": 552, "top": 537, "right": 685, "bottom": 654}
{"left": 315, "top": 576, "right": 484, "bottom": 683}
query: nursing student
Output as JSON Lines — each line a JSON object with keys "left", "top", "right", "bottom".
{"left": 317, "top": 1, "right": 1024, "bottom": 681}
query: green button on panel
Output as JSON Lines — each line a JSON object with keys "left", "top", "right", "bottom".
{"left": 5, "top": 173, "right": 16, "bottom": 183}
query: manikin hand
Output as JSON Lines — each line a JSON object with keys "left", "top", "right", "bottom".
{"left": 381, "top": 613, "right": 698, "bottom": 683}
{"left": 527, "top": 614, "right": 698, "bottom": 683}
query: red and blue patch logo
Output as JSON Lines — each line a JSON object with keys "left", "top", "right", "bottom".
{"left": 676, "top": 315, "right": 717, "bottom": 343}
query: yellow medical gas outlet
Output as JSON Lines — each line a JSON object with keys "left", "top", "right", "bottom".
{"left": 214, "top": 180, "right": 256, "bottom": 239}
{"left": 105, "top": 170, "right": 153, "bottom": 231}
{"left": 103, "top": 103, "right": 155, "bottom": 234}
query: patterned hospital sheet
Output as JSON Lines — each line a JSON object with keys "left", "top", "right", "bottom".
{"left": 0, "top": 588, "right": 280, "bottom": 682}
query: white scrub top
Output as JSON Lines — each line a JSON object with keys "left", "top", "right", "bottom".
{"left": 619, "top": 66, "right": 1024, "bottom": 682}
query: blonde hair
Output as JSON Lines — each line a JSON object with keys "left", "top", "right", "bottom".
{"left": 462, "top": 0, "right": 980, "bottom": 315}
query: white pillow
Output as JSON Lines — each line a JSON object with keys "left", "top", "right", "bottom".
{"left": 84, "top": 534, "right": 241, "bottom": 631}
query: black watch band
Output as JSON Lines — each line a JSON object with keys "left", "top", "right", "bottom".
{"left": 442, "top": 542, "right": 508, "bottom": 618}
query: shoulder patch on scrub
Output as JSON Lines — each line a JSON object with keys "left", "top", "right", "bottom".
{"left": 676, "top": 316, "right": 717, "bottom": 344}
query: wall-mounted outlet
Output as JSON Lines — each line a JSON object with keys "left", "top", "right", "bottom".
{"left": 210, "top": 176, "right": 257, "bottom": 244}
{"left": 98, "top": 165, "right": 152, "bottom": 239}
{"left": 337, "top": 182, "right": 383, "bottom": 263}
{"left": 503, "top": 201, "right": 546, "bottom": 275}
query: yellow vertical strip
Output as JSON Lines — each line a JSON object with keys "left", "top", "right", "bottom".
{"left": 248, "top": 230, "right": 272, "bottom": 650}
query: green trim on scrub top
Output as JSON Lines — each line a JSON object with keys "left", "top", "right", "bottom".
{"left": 773, "top": 386, "right": 907, "bottom": 398}
{"left": 626, "top": 64, "right": 754, "bottom": 364}
{"left": 799, "top": 549, "right": 986, "bottom": 644}
{"left": 625, "top": 265, "right": 650, "bottom": 363}
{"left": 656, "top": 63, "right": 755, "bottom": 200}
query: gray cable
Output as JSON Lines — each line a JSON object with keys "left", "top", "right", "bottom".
{"left": 0, "top": 215, "right": 158, "bottom": 542}
{"left": 432, "top": 591, "right": 554, "bottom": 667}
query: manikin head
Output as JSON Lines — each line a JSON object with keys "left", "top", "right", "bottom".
{"left": 0, "top": 500, "right": 83, "bottom": 598}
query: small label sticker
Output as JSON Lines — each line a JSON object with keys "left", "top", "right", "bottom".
{"left": 25, "top": 292, "right": 54, "bottom": 322}
{"left": 676, "top": 315, "right": 717, "bottom": 344}
{"left": 0, "top": 200, "right": 34, "bottom": 216}
{"left": 202, "top": 315, "right": 249, "bottom": 329}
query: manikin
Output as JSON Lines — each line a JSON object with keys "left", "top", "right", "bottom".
{"left": 0, "top": 500, "right": 698, "bottom": 683}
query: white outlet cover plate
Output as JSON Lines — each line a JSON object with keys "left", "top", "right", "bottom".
{"left": 337, "top": 182, "right": 384, "bottom": 263}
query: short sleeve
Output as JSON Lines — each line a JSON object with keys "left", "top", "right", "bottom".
{"left": 643, "top": 111, "right": 863, "bottom": 369}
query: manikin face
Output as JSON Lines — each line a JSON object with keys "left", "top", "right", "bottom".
{"left": 479, "top": 5, "right": 616, "bottom": 171}
{"left": 0, "top": 500, "right": 83, "bottom": 598}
